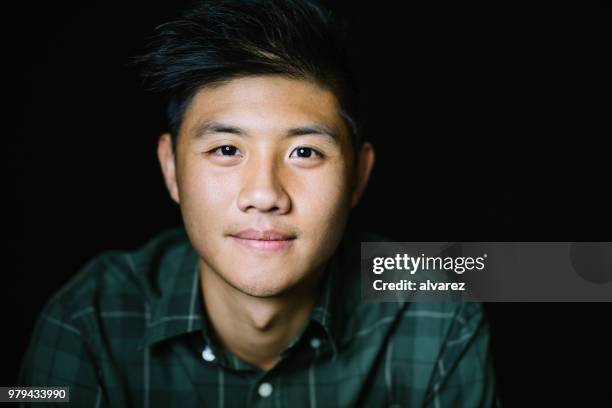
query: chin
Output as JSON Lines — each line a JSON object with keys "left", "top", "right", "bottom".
{"left": 228, "top": 273, "right": 303, "bottom": 298}
{"left": 234, "top": 281, "right": 292, "bottom": 298}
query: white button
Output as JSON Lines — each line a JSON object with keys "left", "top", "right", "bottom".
{"left": 310, "top": 337, "right": 321, "bottom": 349}
{"left": 258, "top": 382, "right": 273, "bottom": 398}
{"left": 201, "top": 346, "right": 215, "bottom": 362}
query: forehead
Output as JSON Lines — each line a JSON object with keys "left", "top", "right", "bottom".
{"left": 180, "top": 75, "right": 349, "bottom": 142}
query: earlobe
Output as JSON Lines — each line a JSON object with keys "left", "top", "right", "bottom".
{"left": 350, "top": 142, "right": 375, "bottom": 208}
{"left": 157, "top": 133, "right": 180, "bottom": 204}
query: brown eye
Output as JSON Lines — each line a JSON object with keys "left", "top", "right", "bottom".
{"left": 289, "top": 147, "right": 322, "bottom": 158}
{"left": 212, "top": 145, "right": 240, "bottom": 156}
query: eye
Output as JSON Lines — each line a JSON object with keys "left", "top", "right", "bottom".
{"left": 210, "top": 145, "right": 241, "bottom": 156}
{"left": 289, "top": 147, "right": 323, "bottom": 159}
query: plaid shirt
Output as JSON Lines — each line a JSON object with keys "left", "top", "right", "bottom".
{"left": 19, "top": 226, "right": 498, "bottom": 407}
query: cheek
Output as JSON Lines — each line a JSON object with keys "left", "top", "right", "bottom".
{"left": 178, "top": 161, "right": 235, "bottom": 225}
{"left": 289, "top": 164, "right": 352, "bottom": 226}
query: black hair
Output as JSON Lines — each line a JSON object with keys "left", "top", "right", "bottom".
{"left": 132, "top": 0, "right": 362, "bottom": 155}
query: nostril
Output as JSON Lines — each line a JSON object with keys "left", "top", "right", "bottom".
{"left": 237, "top": 181, "right": 291, "bottom": 214}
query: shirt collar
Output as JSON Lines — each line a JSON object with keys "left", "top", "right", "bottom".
{"left": 306, "top": 246, "right": 345, "bottom": 357}
{"left": 138, "top": 239, "right": 203, "bottom": 350}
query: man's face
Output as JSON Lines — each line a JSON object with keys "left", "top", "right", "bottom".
{"left": 159, "top": 75, "right": 373, "bottom": 298}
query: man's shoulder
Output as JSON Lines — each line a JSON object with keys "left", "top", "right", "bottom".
{"left": 337, "top": 228, "right": 488, "bottom": 346}
{"left": 342, "top": 228, "right": 487, "bottom": 314}
{"left": 41, "top": 227, "right": 192, "bottom": 323}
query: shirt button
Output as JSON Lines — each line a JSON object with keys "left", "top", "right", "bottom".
{"left": 310, "top": 337, "right": 321, "bottom": 349}
{"left": 201, "top": 346, "right": 216, "bottom": 362}
{"left": 258, "top": 382, "right": 273, "bottom": 398}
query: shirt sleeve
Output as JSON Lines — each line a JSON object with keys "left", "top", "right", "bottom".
{"left": 423, "top": 302, "right": 500, "bottom": 408}
{"left": 18, "top": 296, "right": 104, "bottom": 407}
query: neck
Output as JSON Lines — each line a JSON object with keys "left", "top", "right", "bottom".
{"left": 199, "top": 260, "right": 326, "bottom": 371}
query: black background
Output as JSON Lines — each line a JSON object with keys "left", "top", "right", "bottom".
{"left": 6, "top": 0, "right": 612, "bottom": 406}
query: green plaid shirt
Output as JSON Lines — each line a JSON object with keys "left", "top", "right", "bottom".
{"left": 19, "top": 226, "right": 498, "bottom": 407}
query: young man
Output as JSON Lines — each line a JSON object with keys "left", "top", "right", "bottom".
{"left": 19, "top": 0, "right": 498, "bottom": 406}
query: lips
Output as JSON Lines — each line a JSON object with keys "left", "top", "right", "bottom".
{"left": 231, "top": 229, "right": 296, "bottom": 241}
{"left": 230, "top": 229, "right": 296, "bottom": 251}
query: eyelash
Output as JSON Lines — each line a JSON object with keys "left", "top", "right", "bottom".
{"left": 289, "top": 146, "right": 324, "bottom": 159}
{"left": 209, "top": 145, "right": 241, "bottom": 157}
{"left": 207, "top": 145, "right": 324, "bottom": 159}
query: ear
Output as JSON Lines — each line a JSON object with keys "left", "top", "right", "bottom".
{"left": 350, "top": 142, "right": 375, "bottom": 208}
{"left": 157, "top": 133, "right": 180, "bottom": 204}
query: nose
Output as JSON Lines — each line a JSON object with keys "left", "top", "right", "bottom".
{"left": 236, "top": 153, "right": 291, "bottom": 214}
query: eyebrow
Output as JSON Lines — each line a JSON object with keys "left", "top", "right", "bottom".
{"left": 192, "top": 120, "right": 339, "bottom": 142}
